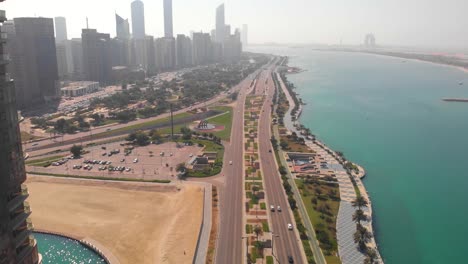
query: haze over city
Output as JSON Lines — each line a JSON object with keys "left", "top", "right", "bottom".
{"left": 3, "top": 0, "right": 468, "bottom": 49}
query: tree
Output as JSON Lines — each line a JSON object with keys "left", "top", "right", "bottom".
{"left": 364, "top": 248, "right": 378, "bottom": 264}
{"left": 135, "top": 132, "right": 150, "bottom": 146}
{"left": 70, "top": 145, "right": 83, "bottom": 158}
{"left": 253, "top": 225, "right": 262, "bottom": 241}
{"left": 280, "top": 140, "right": 289, "bottom": 150}
{"left": 126, "top": 132, "right": 137, "bottom": 142}
{"left": 352, "top": 209, "right": 367, "bottom": 224}
{"left": 354, "top": 224, "right": 371, "bottom": 251}
{"left": 352, "top": 196, "right": 369, "bottom": 210}
{"left": 176, "top": 163, "right": 187, "bottom": 173}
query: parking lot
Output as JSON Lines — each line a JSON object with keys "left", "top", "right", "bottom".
{"left": 30, "top": 141, "right": 203, "bottom": 181}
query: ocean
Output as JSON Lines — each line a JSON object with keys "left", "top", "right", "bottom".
{"left": 249, "top": 46, "right": 468, "bottom": 264}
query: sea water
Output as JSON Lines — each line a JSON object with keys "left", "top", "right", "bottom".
{"left": 249, "top": 46, "right": 468, "bottom": 264}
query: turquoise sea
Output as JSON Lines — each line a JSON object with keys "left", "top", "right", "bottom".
{"left": 35, "top": 232, "right": 105, "bottom": 263}
{"left": 249, "top": 46, "right": 468, "bottom": 264}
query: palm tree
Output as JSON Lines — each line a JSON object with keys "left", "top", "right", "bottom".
{"left": 352, "top": 209, "right": 367, "bottom": 224}
{"left": 364, "top": 248, "right": 378, "bottom": 264}
{"left": 352, "top": 196, "right": 369, "bottom": 210}
{"left": 354, "top": 224, "right": 372, "bottom": 251}
{"left": 253, "top": 225, "right": 262, "bottom": 241}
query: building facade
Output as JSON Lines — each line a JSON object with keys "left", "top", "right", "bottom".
{"left": 61, "top": 81, "right": 100, "bottom": 97}
{"left": 176, "top": 34, "right": 192, "bottom": 68}
{"left": 70, "top": 38, "right": 83, "bottom": 80}
{"left": 54, "top": 17, "right": 67, "bottom": 43}
{"left": 131, "top": 0, "right": 145, "bottom": 39}
{"left": 163, "top": 0, "right": 173, "bottom": 38}
{"left": 82, "top": 29, "right": 112, "bottom": 85}
{"left": 215, "top": 4, "right": 225, "bottom": 43}
{"left": 192, "top": 32, "right": 212, "bottom": 65}
{"left": 8, "top": 17, "right": 59, "bottom": 109}
{"left": 0, "top": 5, "right": 41, "bottom": 264}
{"left": 115, "top": 14, "right": 130, "bottom": 40}
{"left": 155, "top": 37, "right": 175, "bottom": 71}
{"left": 241, "top": 24, "right": 248, "bottom": 46}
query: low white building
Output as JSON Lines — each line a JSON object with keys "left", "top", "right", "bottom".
{"left": 61, "top": 81, "right": 100, "bottom": 97}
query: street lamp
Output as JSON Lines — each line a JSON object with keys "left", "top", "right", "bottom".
{"left": 271, "top": 232, "right": 280, "bottom": 264}
{"left": 242, "top": 236, "right": 250, "bottom": 264}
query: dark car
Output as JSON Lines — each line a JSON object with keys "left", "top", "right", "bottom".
{"left": 288, "top": 255, "right": 294, "bottom": 263}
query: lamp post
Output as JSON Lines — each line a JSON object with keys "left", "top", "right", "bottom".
{"left": 242, "top": 236, "right": 250, "bottom": 264}
{"left": 271, "top": 232, "right": 280, "bottom": 263}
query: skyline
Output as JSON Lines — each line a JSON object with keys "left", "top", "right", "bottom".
{"left": 2, "top": 0, "right": 468, "bottom": 50}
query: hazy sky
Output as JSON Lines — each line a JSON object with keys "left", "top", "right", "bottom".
{"left": 3, "top": 0, "right": 468, "bottom": 49}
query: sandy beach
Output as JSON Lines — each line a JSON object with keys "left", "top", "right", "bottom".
{"left": 27, "top": 176, "right": 204, "bottom": 264}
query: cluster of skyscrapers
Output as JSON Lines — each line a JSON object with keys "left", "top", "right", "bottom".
{"left": 2, "top": 0, "right": 247, "bottom": 111}
{"left": 0, "top": 1, "right": 41, "bottom": 263}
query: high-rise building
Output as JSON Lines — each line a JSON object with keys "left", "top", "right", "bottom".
{"left": 155, "top": 37, "right": 176, "bottom": 71}
{"left": 8, "top": 17, "right": 59, "bottom": 109}
{"left": 215, "top": 4, "right": 225, "bottom": 43}
{"left": 192, "top": 32, "right": 212, "bottom": 65}
{"left": 163, "top": 0, "right": 173, "bottom": 38}
{"left": 110, "top": 37, "right": 131, "bottom": 67}
{"left": 176, "top": 34, "right": 192, "bottom": 68}
{"left": 364, "top": 33, "right": 376, "bottom": 48}
{"left": 0, "top": 4, "right": 41, "bottom": 264}
{"left": 54, "top": 16, "right": 67, "bottom": 43}
{"left": 56, "top": 42, "right": 69, "bottom": 79}
{"left": 115, "top": 13, "right": 130, "bottom": 40}
{"left": 241, "top": 24, "right": 248, "bottom": 46}
{"left": 131, "top": 0, "right": 145, "bottom": 39}
{"left": 223, "top": 28, "right": 242, "bottom": 62}
{"left": 70, "top": 38, "right": 83, "bottom": 79}
{"left": 82, "top": 29, "right": 112, "bottom": 85}
{"left": 145, "top": 36, "right": 156, "bottom": 75}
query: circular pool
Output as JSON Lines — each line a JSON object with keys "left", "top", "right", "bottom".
{"left": 34, "top": 232, "right": 106, "bottom": 264}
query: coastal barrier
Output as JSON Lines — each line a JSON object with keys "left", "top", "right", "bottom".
{"left": 34, "top": 230, "right": 116, "bottom": 264}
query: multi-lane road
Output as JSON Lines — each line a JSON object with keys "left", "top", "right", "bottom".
{"left": 216, "top": 58, "right": 305, "bottom": 263}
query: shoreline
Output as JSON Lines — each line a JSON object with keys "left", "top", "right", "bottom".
{"left": 279, "top": 60, "right": 383, "bottom": 263}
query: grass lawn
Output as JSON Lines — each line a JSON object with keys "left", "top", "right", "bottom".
{"left": 186, "top": 139, "right": 224, "bottom": 178}
{"left": 296, "top": 179, "right": 341, "bottom": 261}
{"left": 25, "top": 155, "right": 67, "bottom": 167}
{"left": 281, "top": 135, "right": 314, "bottom": 153}
{"left": 95, "top": 112, "right": 193, "bottom": 138}
{"left": 21, "top": 131, "right": 42, "bottom": 142}
{"left": 207, "top": 106, "right": 233, "bottom": 141}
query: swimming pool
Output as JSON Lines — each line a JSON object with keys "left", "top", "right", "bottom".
{"left": 34, "top": 232, "right": 106, "bottom": 264}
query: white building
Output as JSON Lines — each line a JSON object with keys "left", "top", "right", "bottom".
{"left": 61, "top": 81, "right": 100, "bottom": 97}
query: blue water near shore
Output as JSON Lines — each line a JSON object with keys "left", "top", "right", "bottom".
{"left": 249, "top": 46, "right": 468, "bottom": 264}
{"left": 35, "top": 232, "right": 105, "bottom": 263}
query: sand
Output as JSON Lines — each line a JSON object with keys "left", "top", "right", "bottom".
{"left": 27, "top": 177, "right": 204, "bottom": 264}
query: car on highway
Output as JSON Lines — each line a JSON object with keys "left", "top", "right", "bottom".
{"left": 229, "top": 161, "right": 233, "bottom": 165}
{"left": 133, "top": 158, "right": 138, "bottom": 163}
{"left": 287, "top": 223, "right": 293, "bottom": 230}
{"left": 277, "top": 205, "right": 281, "bottom": 212}
{"left": 288, "top": 255, "right": 294, "bottom": 263}
{"left": 270, "top": 205, "right": 275, "bottom": 212}
{"left": 32, "top": 143, "right": 39, "bottom": 146}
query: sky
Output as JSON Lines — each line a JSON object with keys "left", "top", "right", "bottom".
{"left": 2, "top": 0, "right": 468, "bottom": 49}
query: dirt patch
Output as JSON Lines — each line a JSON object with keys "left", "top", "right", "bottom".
{"left": 27, "top": 177, "right": 203, "bottom": 264}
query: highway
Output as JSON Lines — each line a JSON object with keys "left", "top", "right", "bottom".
{"left": 215, "top": 68, "right": 259, "bottom": 264}
{"left": 256, "top": 62, "right": 306, "bottom": 263}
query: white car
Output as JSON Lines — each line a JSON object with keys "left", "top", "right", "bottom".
{"left": 133, "top": 158, "right": 138, "bottom": 163}
{"left": 287, "top": 223, "right": 293, "bottom": 230}
{"left": 277, "top": 206, "right": 282, "bottom": 212}
{"left": 229, "top": 161, "right": 233, "bottom": 165}
{"left": 270, "top": 205, "right": 275, "bottom": 212}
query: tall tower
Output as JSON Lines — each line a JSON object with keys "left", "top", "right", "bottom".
{"left": 115, "top": 13, "right": 130, "bottom": 40}
{"left": 163, "top": 0, "right": 173, "bottom": 38}
{"left": 0, "top": 3, "right": 41, "bottom": 264}
{"left": 215, "top": 4, "right": 225, "bottom": 43}
{"left": 82, "top": 29, "right": 112, "bottom": 85}
{"left": 131, "top": 0, "right": 145, "bottom": 39}
{"left": 241, "top": 24, "right": 248, "bottom": 46}
{"left": 54, "top": 17, "right": 67, "bottom": 43}
{"left": 10, "top": 17, "right": 59, "bottom": 109}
